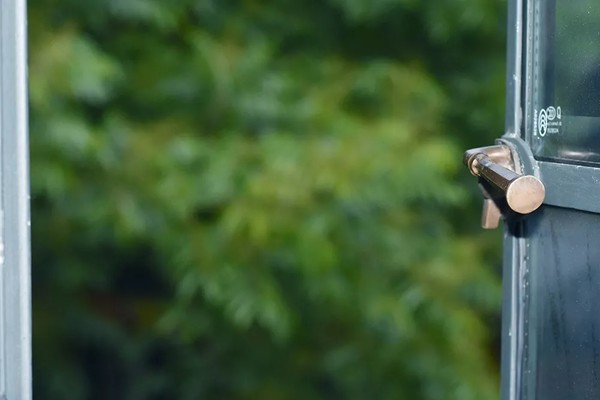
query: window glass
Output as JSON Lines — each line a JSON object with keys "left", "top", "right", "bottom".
{"left": 528, "top": 0, "right": 600, "bottom": 165}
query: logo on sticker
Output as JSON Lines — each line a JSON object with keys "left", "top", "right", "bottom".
{"left": 535, "top": 105, "right": 562, "bottom": 137}
{"left": 538, "top": 108, "right": 548, "bottom": 137}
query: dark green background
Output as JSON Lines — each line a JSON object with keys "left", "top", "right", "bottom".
{"left": 30, "top": 0, "right": 505, "bottom": 398}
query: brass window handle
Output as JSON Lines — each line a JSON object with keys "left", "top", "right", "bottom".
{"left": 464, "top": 145, "right": 545, "bottom": 228}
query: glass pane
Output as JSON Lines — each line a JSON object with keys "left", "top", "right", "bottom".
{"left": 527, "top": 0, "right": 600, "bottom": 164}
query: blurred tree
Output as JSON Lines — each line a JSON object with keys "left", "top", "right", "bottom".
{"left": 29, "top": 0, "right": 505, "bottom": 399}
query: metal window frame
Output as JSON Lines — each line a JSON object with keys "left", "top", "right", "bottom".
{"left": 1, "top": 0, "right": 31, "bottom": 398}
{"left": 501, "top": 1, "right": 600, "bottom": 399}
{"left": 501, "top": 0, "right": 526, "bottom": 399}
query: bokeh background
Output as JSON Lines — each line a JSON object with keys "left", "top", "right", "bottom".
{"left": 30, "top": 0, "right": 506, "bottom": 398}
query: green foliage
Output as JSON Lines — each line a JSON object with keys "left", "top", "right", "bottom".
{"left": 30, "top": 0, "right": 505, "bottom": 398}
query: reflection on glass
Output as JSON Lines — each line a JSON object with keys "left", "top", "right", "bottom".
{"left": 528, "top": 0, "right": 600, "bottom": 164}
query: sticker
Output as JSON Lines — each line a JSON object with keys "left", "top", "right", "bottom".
{"left": 534, "top": 105, "right": 562, "bottom": 137}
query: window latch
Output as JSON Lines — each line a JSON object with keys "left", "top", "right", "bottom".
{"left": 464, "top": 144, "right": 545, "bottom": 229}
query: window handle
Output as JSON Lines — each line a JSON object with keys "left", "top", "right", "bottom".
{"left": 464, "top": 145, "right": 545, "bottom": 228}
